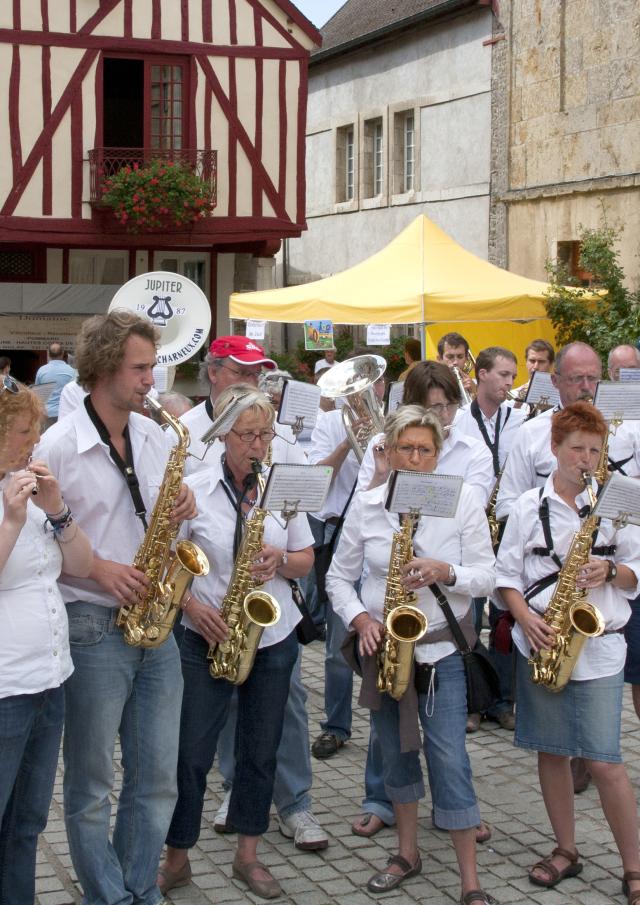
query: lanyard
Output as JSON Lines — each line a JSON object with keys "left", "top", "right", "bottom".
{"left": 84, "top": 396, "right": 148, "bottom": 531}
{"left": 205, "top": 395, "right": 214, "bottom": 421}
{"left": 470, "top": 400, "right": 509, "bottom": 477}
{"left": 220, "top": 456, "right": 257, "bottom": 557}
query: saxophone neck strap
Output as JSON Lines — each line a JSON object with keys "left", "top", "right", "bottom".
{"left": 220, "top": 456, "right": 258, "bottom": 557}
{"left": 205, "top": 395, "right": 215, "bottom": 421}
{"left": 470, "top": 400, "right": 508, "bottom": 478}
{"left": 84, "top": 395, "right": 148, "bottom": 531}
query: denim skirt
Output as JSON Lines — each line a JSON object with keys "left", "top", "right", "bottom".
{"left": 514, "top": 651, "right": 624, "bottom": 762}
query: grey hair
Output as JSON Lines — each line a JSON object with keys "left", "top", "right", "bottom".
{"left": 259, "top": 369, "right": 292, "bottom": 399}
{"left": 200, "top": 352, "right": 223, "bottom": 385}
{"left": 213, "top": 384, "right": 275, "bottom": 427}
{"left": 607, "top": 344, "right": 640, "bottom": 369}
{"left": 383, "top": 405, "right": 443, "bottom": 453}
{"left": 158, "top": 392, "right": 193, "bottom": 417}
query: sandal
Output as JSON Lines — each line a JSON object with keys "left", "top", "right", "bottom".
{"left": 351, "top": 813, "right": 389, "bottom": 837}
{"left": 528, "top": 846, "right": 583, "bottom": 888}
{"left": 366, "top": 854, "right": 422, "bottom": 893}
{"left": 232, "top": 860, "right": 282, "bottom": 899}
{"left": 622, "top": 870, "right": 640, "bottom": 905}
{"left": 460, "top": 892, "right": 499, "bottom": 905}
{"left": 157, "top": 860, "right": 192, "bottom": 894}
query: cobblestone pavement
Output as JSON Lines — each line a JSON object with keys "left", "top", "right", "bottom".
{"left": 38, "top": 639, "right": 640, "bottom": 905}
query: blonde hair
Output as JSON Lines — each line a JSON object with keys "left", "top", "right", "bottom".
{"left": 75, "top": 309, "right": 159, "bottom": 390}
{"left": 384, "top": 405, "right": 443, "bottom": 452}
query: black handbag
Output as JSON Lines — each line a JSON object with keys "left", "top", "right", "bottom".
{"left": 314, "top": 480, "right": 358, "bottom": 607}
{"left": 428, "top": 583, "right": 500, "bottom": 714}
{"left": 288, "top": 580, "right": 323, "bottom": 645}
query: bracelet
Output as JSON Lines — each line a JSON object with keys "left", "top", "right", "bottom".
{"left": 45, "top": 504, "right": 67, "bottom": 521}
{"left": 45, "top": 505, "right": 73, "bottom": 535}
{"left": 56, "top": 522, "right": 78, "bottom": 544}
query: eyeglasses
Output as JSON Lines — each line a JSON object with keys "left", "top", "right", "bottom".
{"left": 230, "top": 428, "right": 276, "bottom": 444}
{"left": 220, "top": 362, "right": 262, "bottom": 379}
{"left": 0, "top": 375, "right": 18, "bottom": 395}
{"left": 394, "top": 445, "right": 437, "bottom": 459}
{"left": 426, "top": 403, "right": 458, "bottom": 416}
{"left": 557, "top": 374, "right": 600, "bottom": 385}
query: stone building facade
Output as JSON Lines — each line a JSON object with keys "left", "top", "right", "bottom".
{"left": 490, "top": 0, "right": 640, "bottom": 287}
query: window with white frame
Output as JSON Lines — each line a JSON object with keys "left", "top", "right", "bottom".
{"left": 393, "top": 109, "right": 417, "bottom": 195}
{"left": 336, "top": 125, "right": 355, "bottom": 203}
{"left": 363, "top": 117, "right": 384, "bottom": 199}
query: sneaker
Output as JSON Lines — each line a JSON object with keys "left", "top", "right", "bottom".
{"left": 311, "top": 730, "right": 345, "bottom": 759}
{"left": 214, "top": 789, "right": 233, "bottom": 833}
{"left": 278, "top": 810, "right": 329, "bottom": 851}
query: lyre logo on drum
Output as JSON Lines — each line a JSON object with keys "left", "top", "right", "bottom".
{"left": 136, "top": 294, "right": 187, "bottom": 325}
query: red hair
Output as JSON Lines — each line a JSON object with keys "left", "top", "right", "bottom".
{"left": 551, "top": 401, "right": 607, "bottom": 446}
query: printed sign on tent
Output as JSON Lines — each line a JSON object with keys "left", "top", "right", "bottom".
{"left": 366, "top": 324, "right": 391, "bottom": 346}
{"left": 304, "top": 319, "right": 334, "bottom": 351}
{"left": 246, "top": 319, "right": 267, "bottom": 341}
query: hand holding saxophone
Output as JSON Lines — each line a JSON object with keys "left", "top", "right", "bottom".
{"left": 401, "top": 557, "right": 449, "bottom": 589}
{"left": 351, "top": 612, "right": 385, "bottom": 658}
{"left": 90, "top": 557, "right": 149, "bottom": 606}
{"left": 250, "top": 544, "right": 281, "bottom": 582}
{"left": 169, "top": 483, "right": 197, "bottom": 524}
{"left": 184, "top": 595, "right": 229, "bottom": 647}
{"left": 575, "top": 557, "right": 610, "bottom": 589}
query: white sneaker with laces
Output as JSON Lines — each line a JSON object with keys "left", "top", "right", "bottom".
{"left": 214, "top": 789, "right": 232, "bottom": 833}
{"left": 277, "top": 810, "right": 328, "bottom": 850}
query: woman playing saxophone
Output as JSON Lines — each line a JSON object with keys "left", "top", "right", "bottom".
{"left": 158, "top": 386, "right": 314, "bottom": 900}
{"left": 496, "top": 402, "right": 640, "bottom": 898}
{"left": 326, "top": 407, "right": 497, "bottom": 904}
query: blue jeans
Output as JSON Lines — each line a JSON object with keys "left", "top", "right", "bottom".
{"left": 216, "top": 647, "right": 313, "bottom": 819}
{"left": 0, "top": 686, "right": 64, "bottom": 905}
{"left": 167, "top": 627, "right": 298, "bottom": 844}
{"left": 64, "top": 602, "right": 183, "bottom": 905}
{"left": 486, "top": 601, "right": 514, "bottom": 717}
{"left": 362, "top": 719, "right": 395, "bottom": 826}
{"left": 371, "top": 652, "right": 481, "bottom": 830}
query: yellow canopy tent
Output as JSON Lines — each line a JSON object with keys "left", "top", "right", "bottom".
{"left": 229, "top": 214, "right": 556, "bottom": 381}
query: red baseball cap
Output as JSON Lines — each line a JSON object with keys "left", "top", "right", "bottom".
{"left": 209, "top": 335, "right": 277, "bottom": 370}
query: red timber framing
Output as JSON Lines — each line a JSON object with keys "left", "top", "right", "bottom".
{"left": 0, "top": 1, "right": 321, "bottom": 248}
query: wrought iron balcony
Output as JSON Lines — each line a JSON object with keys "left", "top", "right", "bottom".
{"left": 88, "top": 147, "right": 217, "bottom": 205}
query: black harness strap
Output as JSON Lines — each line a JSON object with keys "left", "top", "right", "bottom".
{"left": 84, "top": 395, "right": 148, "bottom": 531}
{"left": 608, "top": 454, "right": 633, "bottom": 476}
{"left": 470, "top": 400, "right": 510, "bottom": 478}
{"left": 205, "top": 396, "right": 214, "bottom": 421}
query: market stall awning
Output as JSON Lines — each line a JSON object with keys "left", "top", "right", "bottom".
{"left": 230, "top": 214, "right": 552, "bottom": 325}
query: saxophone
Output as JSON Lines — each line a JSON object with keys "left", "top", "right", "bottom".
{"left": 117, "top": 396, "right": 210, "bottom": 648}
{"left": 529, "top": 471, "right": 605, "bottom": 692}
{"left": 486, "top": 468, "right": 504, "bottom": 550}
{"left": 208, "top": 459, "right": 280, "bottom": 684}
{"left": 377, "top": 513, "right": 428, "bottom": 701}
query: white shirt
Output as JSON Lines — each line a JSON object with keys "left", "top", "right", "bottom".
{"left": 495, "top": 474, "right": 640, "bottom": 680}
{"left": 496, "top": 409, "right": 640, "bottom": 521}
{"left": 455, "top": 401, "right": 526, "bottom": 470}
{"left": 326, "top": 482, "right": 495, "bottom": 665}
{"left": 356, "top": 425, "right": 495, "bottom": 507}
{"left": 182, "top": 454, "right": 314, "bottom": 647}
{"left": 0, "top": 482, "right": 73, "bottom": 697}
{"left": 57, "top": 380, "right": 87, "bottom": 420}
{"left": 307, "top": 409, "right": 360, "bottom": 519}
{"left": 35, "top": 403, "right": 173, "bottom": 608}
{"left": 314, "top": 358, "right": 337, "bottom": 375}
{"left": 181, "top": 400, "right": 306, "bottom": 477}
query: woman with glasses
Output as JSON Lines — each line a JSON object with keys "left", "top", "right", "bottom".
{"left": 0, "top": 379, "right": 92, "bottom": 905}
{"left": 158, "top": 386, "right": 314, "bottom": 900}
{"left": 327, "top": 407, "right": 497, "bottom": 905}
{"left": 357, "top": 361, "right": 494, "bottom": 506}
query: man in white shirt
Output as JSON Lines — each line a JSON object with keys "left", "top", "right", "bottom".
{"left": 456, "top": 347, "right": 527, "bottom": 731}
{"left": 313, "top": 348, "right": 338, "bottom": 376}
{"left": 436, "top": 331, "right": 474, "bottom": 398}
{"left": 36, "top": 310, "right": 196, "bottom": 905}
{"left": 511, "top": 338, "right": 555, "bottom": 401}
{"left": 180, "top": 335, "right": 328, "bottom": 852}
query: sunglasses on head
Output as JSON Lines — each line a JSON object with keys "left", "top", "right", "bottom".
{"left": 0, "top": 375, "right": 18, "bottom": 395}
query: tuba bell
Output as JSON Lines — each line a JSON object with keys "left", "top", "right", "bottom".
{"left": 316, "top": 354, "right": 386, "bottom": 462}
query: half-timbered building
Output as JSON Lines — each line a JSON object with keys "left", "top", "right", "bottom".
{"left": 0, "top": 0, "right": 320, "bottom": 379}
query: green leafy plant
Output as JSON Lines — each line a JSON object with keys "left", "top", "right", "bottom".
{"left": 101, "top": 159, "right": 215, "bottom": 233}
{"left": 544, "top": 225, "right": 640, "bottom": 364}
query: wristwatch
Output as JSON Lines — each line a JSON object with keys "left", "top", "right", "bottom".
{"left": 606, "top": 560, "right": 617, "bottom": 583}
{"left": 445, "top": 564, "right": 457, "bottom": 586}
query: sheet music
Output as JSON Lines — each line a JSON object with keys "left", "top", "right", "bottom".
{"left": 385, "top": 470, "right": 462, "bottom": 518}
{"left": 525, "top": 371, "right": 560, "bottom": 407}
{"left": 277, "top": 380, "right": 321, "bottom": 430}
{"left": 619, "top": 368, "right": 640, "bottom": 382}
{"left": 593, "top": 472, "right": 640, "bottom": 526}
{"left": 387, "top": 381, "right": 404, "bottom": 413}
{"left": 261, "top": 464, "right": 333, "bottom": 513}
{"left": 29, "top": 382, "right": 57, "bottom": 404}
{"left": 594, "top": 380, "right": 640, "bottom": 420}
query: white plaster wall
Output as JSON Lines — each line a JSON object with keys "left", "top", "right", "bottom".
{"left": 217, "top": 253, "right": 236, "bottom": 336}
{"left": 421, "top": 92, "right": 491, "bottom": 195}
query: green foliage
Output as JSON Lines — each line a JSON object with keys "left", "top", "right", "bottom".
{"left": 378, "top": 334, "right": 410, "bottom": 381}
{"left": 101, "top": 159, "right": 215, "bottom": 233}
{"left": 544, "top": 225, "right": 640, "bottom": 364}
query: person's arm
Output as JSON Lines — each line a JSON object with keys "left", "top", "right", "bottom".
{"left": 0, "top": 472, "right": 32, "bottom": 573}
{"left": 495, "top": 428, "right": 534, "bottom": 521}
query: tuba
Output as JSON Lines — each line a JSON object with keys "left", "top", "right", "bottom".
{"left": 377, "top": 513, "right": 428, "bottom": 700}
{"left": 116, "top": 398, "right": 210, "bottom": 647}
{"left": 208, "top": 459, "right": 280, "bottom": 684}
{"left": 317, "top": 355, "right": 386, "bottom": 462}
{"left": 529, "top": 471, "right": 605, "bottom": 691}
